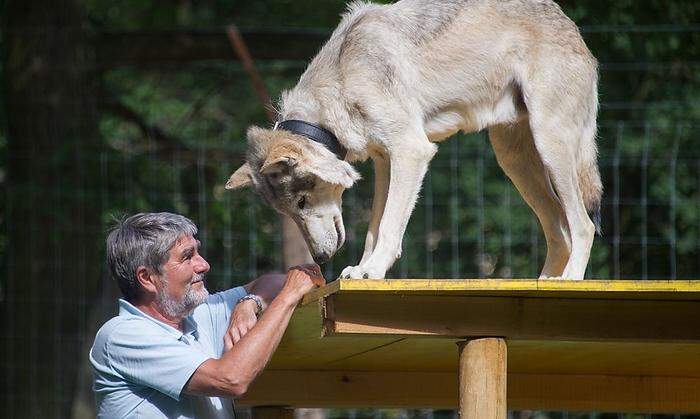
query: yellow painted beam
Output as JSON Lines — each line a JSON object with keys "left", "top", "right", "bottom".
{"left": 311, "top": 279, "right": 700, "bottom": 300}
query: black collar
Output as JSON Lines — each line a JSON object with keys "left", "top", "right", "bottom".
{"left": 275, "top": 120, "right": 347, "bottom": 160}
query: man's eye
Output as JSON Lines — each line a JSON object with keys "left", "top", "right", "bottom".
{"left": 297, "top": 196, "right": 306, "bottom": 210}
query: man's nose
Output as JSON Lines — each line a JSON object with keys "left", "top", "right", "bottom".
{"left": 194, "top": 255, "right": 210, "bottom": 273}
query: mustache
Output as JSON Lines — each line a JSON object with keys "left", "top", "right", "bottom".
{"left": 191, "top": 273, "right": 206, "bottom": 284}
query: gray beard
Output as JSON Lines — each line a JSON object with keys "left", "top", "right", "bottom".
{"left": 156, "top": 273, "right": 210, "bottom": 319}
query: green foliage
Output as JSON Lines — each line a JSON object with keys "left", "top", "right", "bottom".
{"left": 84, "top": 0, "right": 386, "bottom": 29}
{"left": 3, "top": 0, "right": 700, "bottom": 417}
{"left": 77, "top": 0, "right": 700, "bottom": 284}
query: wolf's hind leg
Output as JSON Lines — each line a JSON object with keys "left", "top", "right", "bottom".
{"left": 526, "top": 117, "right": 595, "bottom": 280}
{"left": 489, "top": 121, "right": 571, "bottom": 278}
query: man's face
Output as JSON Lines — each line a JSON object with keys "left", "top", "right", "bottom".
{"left": 155, "top": 235, "right": 211, "bottom": 319}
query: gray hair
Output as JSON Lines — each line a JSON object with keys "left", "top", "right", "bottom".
{"left": 106, "top": 212, "right": 198, "bottom": 302}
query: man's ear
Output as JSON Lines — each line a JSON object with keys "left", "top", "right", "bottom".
{"left": 135, "top": 266, "right": 158, "bottom": 295}
{"left": 225, "top": 163, "right": 252, "bottom": 190}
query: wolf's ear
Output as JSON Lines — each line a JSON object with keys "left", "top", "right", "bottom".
{"left": 225, "top": 163, "right": 252, "bottom": 190}
{"left": 305, "top": 160, "right": 361, "bottom": 188}
{"left": 318, "top": 161, "right": 361, "bottom": 188}
{"left": 260, "top": 145, "right": 299, "bottom": 174}
{"left": 260, "top": 156, "right": 297, "bottom": 174}
{"left": 287, "top": 142, "right": 360, "bottom": 188}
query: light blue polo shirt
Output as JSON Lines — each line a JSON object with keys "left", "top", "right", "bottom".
{"left": 90, "top": 286, "right": 247, "bottom": 418}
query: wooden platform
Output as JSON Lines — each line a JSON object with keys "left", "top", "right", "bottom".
{"left": 239, "top": 279, "right": 700, "bottom": 413}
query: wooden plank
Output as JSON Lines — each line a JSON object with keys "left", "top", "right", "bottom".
{"left": 324, "top": 293, "right": 700, "bottom": 342}
{"left": 302, "top": 281, "right": 340, "bottom": 305}
{"left": 327, "top": 279, "right": 700, "bottom": 300}
{"left": 510, "top": 373, "right": 700, "bottom": 413}
{"left": 506, "top": 341, "right": 700, "bottom": 376}
{"left": 265, "top": 299, "right": 398, "bottom": 369}
{"left": 310, "top": 337, "right": 700, "bottom": 377}
{"left": 239, "top": 370, "right": 700, "bottom": 413}
{"left": 240, "top": 370, "right": 457, "bottom": 408}
{"left": 458, "top": 338, "right": 507, "bottom": 418}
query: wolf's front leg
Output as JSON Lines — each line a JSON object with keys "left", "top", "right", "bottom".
{"left": 358, "top": 152, "right": 390, "bottom": 264}
{"left": 339, "top": 153, "right": 389, "bottom": 279}
{"left": 341, "top": 138, "right": 437, "bottom": 279}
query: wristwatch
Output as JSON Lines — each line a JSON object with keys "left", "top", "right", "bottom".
{"left": 238, "top": 294, "right": 264, "bottom": 318}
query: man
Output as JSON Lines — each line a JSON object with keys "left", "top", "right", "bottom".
{"left": 90, "top": 212, "right": 323, "bottom": 418}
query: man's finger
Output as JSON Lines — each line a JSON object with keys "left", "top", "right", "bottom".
{"left": 291, "top": 264, "right": 321, "bottom": 276}
{"left": 302, "top": 269, "right": 326, "bottom": 287}
{"left": 224, "top": 333, "right": 233, "bottom": 352}
{"left": 299, "top": 263, "right": 322, "bottom": 276}
{"left": 294, "top": 265, "right": 326, "bottom": 287}
{"left": 230, "top": 329, "right": 241, "bottom": 344}
{"left": 310, "top": 276, "right": 326, "bottom": 287}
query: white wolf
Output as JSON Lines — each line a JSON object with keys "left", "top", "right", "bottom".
{"left": 226, "top": 0, "right": 602, "bottom": 280}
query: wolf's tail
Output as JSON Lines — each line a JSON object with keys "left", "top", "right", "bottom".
{"left": 577, "top": 78, "right": 603, "bottom": 235}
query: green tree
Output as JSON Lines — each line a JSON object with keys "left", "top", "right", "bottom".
{"left": 2, "top": 0, "right": 102, "bottom": 416}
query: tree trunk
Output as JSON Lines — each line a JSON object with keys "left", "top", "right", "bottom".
{"left": 1, "top": 1, "right": 102, "bottom": 417}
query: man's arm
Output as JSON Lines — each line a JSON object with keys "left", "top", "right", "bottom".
{"left": 184, "top": 265, "right": 323, "bottom": 398}
{"left": 224, "top": 272, "right": 286, "bottom": 349}
{"left": 243, "top": 272, "right": 286, "bottom": 308}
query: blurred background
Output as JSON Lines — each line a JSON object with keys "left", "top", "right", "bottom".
{"left": 1, "top": 0, "right": 699, "bottom": 418}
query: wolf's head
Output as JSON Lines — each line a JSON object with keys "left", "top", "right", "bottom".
{"left": 226, "top": 126, "right": 360, "bottom": 264}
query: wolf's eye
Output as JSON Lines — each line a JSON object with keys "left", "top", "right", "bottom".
{"left": 297, "top": 196, "right": 306, "bottom": 210}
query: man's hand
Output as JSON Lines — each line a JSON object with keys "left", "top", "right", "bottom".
{"left": 291, "top": 264, "right": 326, "bottom": 287}
{"left": 284, "top": 264, "right": 325, "bottom": 300}
{"left": 224, "top": 299, "right": 258, "bottom": 351}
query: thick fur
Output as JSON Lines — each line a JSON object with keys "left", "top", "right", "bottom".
{"left": 228, "top": 0, "right": 603, "bottom": 279}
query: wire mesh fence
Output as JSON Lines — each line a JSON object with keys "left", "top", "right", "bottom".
{"left": 76, "top": 68, "right": 700, "bottom": 285}
{"left": 1, "top": 19, "right": 700, "bottom": 419}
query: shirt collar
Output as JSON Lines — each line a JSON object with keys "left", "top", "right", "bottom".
{"left": 118, "top": 298, "right": 198, "bottom": 340}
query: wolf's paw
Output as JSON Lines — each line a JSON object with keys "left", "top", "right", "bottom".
{"left": 339, "top": 265, "right": 365, "bottom": 279}
{"left": 339, "top": 265, "right": 386, "bottom": 280}
{"left": 539, "top": 275, "right": 563, "bottom": 280}
{"left": 539, "top": 275, "right": 583, "bottom": 281}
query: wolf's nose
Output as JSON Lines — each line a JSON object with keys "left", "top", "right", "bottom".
{"left": 313, "top": 251, "right": 331, "bottom": 264}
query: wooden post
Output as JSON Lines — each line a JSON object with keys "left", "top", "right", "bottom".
{"left": 457, "top": 338, "right": 507, "bottom": 419}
